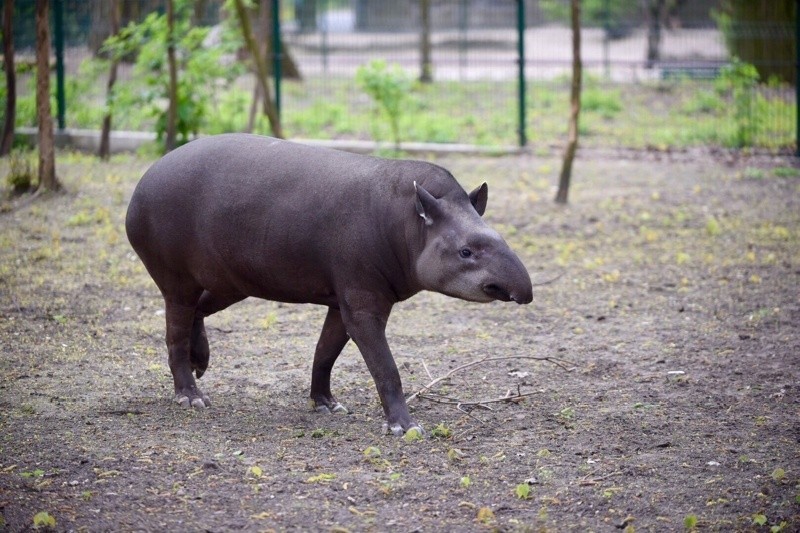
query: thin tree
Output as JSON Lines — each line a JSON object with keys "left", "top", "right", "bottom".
{"left": 554, "top": 0, "right": 581, "bottom": 205}
{"left": 253, "top": 0, "right": 300, "bottom": 79}
{"left": 1, "top": 0, "right": 16, "bottom": 155}
{"left": 231, "top": 0, "right": 283, "bottom": 138}
{"left": 98, "top": 0, "right": 120, "bottom": 159}
{"left": 164, "top": 0, "right": 178, "bottom": 152}
{"left": 419, "top": 0, "right": 432, "bottom": 83}
{"left": 644, "top": 0, "right": 666, "bottom": 68}
{"left": 35, "top": 0, "right": 61, "bottom": 192}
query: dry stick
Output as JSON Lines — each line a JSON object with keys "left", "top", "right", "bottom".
{"left": 578, "top": 470, "right": 623, "bottom": 486}
{"left": 531, "top": 269, "right": 566, "bottom": 287}
{"left": 407, "top": 355, "right": 576, "bottom": 404}
{"left": 418, "top": 389, "right": 544, "bottom": 407}
{"left": 421, "top": 359, "right": 434, "bottom": 381}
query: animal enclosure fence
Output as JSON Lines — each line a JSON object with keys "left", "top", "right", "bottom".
{"left": 3, "top": 0, "right": 797, "bottom": 152}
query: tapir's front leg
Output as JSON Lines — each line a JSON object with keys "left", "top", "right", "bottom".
{"left": 340, "top": 292, "right": 421, "bottom": 436}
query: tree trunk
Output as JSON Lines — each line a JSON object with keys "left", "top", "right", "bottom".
{"left": 419, "top": 0, "right": 432, "bottom": 83}
{"left": 645, "top": 0, "right": 665, "bottom": 68}
{"left": 246, "top": 82, "right": 261, "bottom": 133}
{"left": 254, "top": 0, "right": 301, "bottom": 80}
{"left": 35, "top": 0, "right": 60, "bottom": 192}
{"left": 98, "top": 0, "right": 120, "bottom": 160}
{"left": 88, "top": 0, "right": 110, "bottom": 54}
{"left": 554, "top": 0, "right": 581, "bottom": 205}
{"left": 193, "top": 0, "right": 208, "bottom": 25}
{"left": 165, "top": 0, "right": 178, "bottom": 152}
{"left": 233, "top": 0, "right": 283, "bottom": 138}
{"left": 1, "top": 0, "right": 16, "bottom": 156}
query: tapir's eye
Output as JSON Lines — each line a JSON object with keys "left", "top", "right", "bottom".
{"left": 459, "top": 248, "right": 473, "bottom": 259}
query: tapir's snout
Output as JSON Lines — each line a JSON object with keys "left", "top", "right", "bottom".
{"left": 482, "top": 283, "right": 532, "bottom": 304}
{"left": 482, "top": 252, "right": 533, "bottom": 305}
{"left": 513, "top": 287, "right": 533, "bottom": 305}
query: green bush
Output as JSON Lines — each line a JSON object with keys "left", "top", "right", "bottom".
{"left": 356, "top": 59, "right": 413, "bottom": 149}
{"left": 716, "top": 58, "right": 760, "bottom": 147}
{"left": 101, "top": 0, "right": 242, "bottom": 149}
{"left": 5, "top": 149, "right": 36, "bottom": 193}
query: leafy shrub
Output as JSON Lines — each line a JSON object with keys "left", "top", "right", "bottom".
{"left": 356, "top": 59, "right": 413, "bottom": 149}
{"left": 101, "top": 0, "right": 242, "bottom": 149}
{"left": 716, "top": 58, "right": 760, "bottom": 147}
{"left": 5, "top": 150, "right": 35, "bottom": 193}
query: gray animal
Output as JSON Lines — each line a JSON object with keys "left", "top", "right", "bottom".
{"left": 126, "top": 134, "right": 532, "bottom": 435}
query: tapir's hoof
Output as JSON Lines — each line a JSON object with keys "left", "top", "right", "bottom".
{"left": 312, "top": 400, "right": 349, "bottom": 415}
{"left": 175, "top": 392, "right": 211, "bottom": 409}
{"left": 383, "top": 422, "right": 425, "bottom": 438}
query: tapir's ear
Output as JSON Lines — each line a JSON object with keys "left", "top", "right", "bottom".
{"left": 469, "top": 182, "right": 488, "bottom": 216}
{"left": 414, "top": 181, "right": 438, "bottom": 226}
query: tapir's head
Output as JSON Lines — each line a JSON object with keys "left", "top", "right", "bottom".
{"left": 412, "top": 181, "right": 533, "bottom": 305}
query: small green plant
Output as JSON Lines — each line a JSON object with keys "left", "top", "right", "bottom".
{"left": 355, "top": 59, "right": 412, "bottom": 151}
{"left": 379, "top": 472, "right": 403, "bottom": 495}
{"left": 772, "top": 167, "right": 800, "bottom": 178}
{"left": 752, "top": 514, "right": 768, "bottom": 526}
{"left": 430, "top": 423, "right": 453, "bottom": 439}
{"left": 558, "top": 406, "right": 575, "bottom": 420}
{"left": 32, "top": 511, "right": 56, "bottom": 529}
{"left": 717, "top": 58, "right": 760, "bottom": 147}
{"left": 305, "top": 472, "right": 336, "bottom": 483}
{"left": 363, "top": 446, "right": 381, "bottom": 459}
{"left": 460, "top": 475, "right": 471, "bottom": 489}
{"left": 5, "top": 150, "right": 35, "bottom": 194}
{"left": 403, "top": 427, "right": 423, "bottom": 443}
{"left": 447, "top": 448, "right": 466, "bottom": 462}
{"left": 684, "top": 513, "right": 698, "bottom": 530}
{"left": 770, "top": 467, "right": 786, "bottom": 482}
{"left": 706, "top": 216, "right": 722, "bottom": 237}
{"left": 515, "top": 483, "right": 531, "bottom": 500}
{"left": 582, "top": 86, "right": 623, "bottom": 118}
{"left": 476, "top": 506, "right": 495, "bottom": 525}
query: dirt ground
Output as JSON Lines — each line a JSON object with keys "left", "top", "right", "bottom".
{"left": 0, "top": 148, "right": 798, "bottom": 532}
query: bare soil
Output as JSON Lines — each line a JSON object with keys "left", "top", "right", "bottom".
{"left": 1, "top": 149, "right": 798, "bottom": 532}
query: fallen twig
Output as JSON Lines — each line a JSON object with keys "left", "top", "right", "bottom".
{"left": 418, "top": 389, "right": 543, "bottom": 407}
{"left": 578, "top": 470, "right": 622, "bottom": 486}
{"left": 531, "top": 269, "right": 566, "bottom": 287}
{"left": 421, "top": 359, "right": 433, "bottom": 380}
{"left": 407, "top": 355, "right": 576, "bottom": 404}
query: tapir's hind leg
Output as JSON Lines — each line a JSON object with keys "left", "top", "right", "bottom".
{"left": 191, "top": 290, "right": 246, "bottom": 378}
{"left": 164, "top": 289, "right": 210, "bottom": 408}
{"left": 310, "top": 307, "right": 351, "bottom": 414}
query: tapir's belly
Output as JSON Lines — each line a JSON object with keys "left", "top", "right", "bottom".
{"left": 132, "top": 189, "right": 342, "bottom": 307}
{"left": 186, "top": 219, "right": 341, "bottom": 307}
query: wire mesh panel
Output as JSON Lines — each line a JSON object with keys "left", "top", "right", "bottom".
{"left": 3, "top": 0, "right": 796, "bottom": 151}
{"left": 280, "top": 0, "right": 522, "bottom": 146}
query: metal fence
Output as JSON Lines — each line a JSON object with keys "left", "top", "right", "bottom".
{"left": 4, "top": 0, "right": 797, "bottom": 152}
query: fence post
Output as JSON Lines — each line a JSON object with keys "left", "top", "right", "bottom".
{"left": 53, "top": 0, "right": 66, "bottom": 130}
{"left": 517, "top": 0, "right": 527, "bottom": 147}
{"left": 271, "top": 0, "right": 282, "bottom": 121}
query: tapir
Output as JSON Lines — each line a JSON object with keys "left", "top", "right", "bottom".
{"left": 126, "top": 134, "right": 532, "bottom": 436}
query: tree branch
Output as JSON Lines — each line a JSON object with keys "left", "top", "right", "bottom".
{"left": 407, "top": 355, "right": 576, "bottom": 404}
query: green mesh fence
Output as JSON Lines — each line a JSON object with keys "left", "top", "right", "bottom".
{"left": 4, "top": 0, "right": 797, "bottom": 152}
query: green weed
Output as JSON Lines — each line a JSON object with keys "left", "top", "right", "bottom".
{"left": 356, "top": 60, "right": 413, "bottom": 150}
